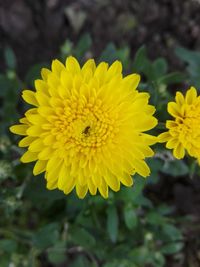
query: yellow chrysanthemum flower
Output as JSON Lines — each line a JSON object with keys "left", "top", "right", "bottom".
{"left": 159, "top": 86, "right": 200, "bottom": 162}
{"left": 10, "top": 56, "right": 157, "bottom": 198}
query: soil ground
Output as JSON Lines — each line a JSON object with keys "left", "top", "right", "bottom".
{"left": 1, "top": 0, "right": 200, "bottom": 75}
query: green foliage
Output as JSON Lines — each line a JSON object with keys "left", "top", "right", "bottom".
{"left": 175, "top": 46, "right": 200, "bottom": 87}
{"left": 60, "top": 33, "right": 92, "bottom": 63}
{"left": 32, "top": 223, "right": 60, "bottom": 249}
{"left": 25, "top": 63, "right": 49, "bottom": 87}
{"left": 99, "top": 43, "right": 130, "bottom": 69}
{"left": 162, "top": 158, "right": 189, "bottom": 177}
{"left": 123, "top": 203, "right": 138, "bottom": 230}
{"left": 132, "top": 46, "right": 186, "bottom": 85}
{"left": 0, "top": 36, "right": 196, "bottom": 267}
{"left": 107, "top": 205, "right": 119, "bottom": 243}
{"left": 4, "top": 46, "right": 17, "bottom": 70}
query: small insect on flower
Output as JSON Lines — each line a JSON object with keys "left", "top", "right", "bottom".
{"left": 159, "top": 86, "right": 200, "bottom": 162}
{"left": 10, "top": 56, "right": 157, "bottom": 198}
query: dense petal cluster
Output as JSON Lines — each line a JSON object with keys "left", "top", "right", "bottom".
{"left": 10, "top": 56, "right": 157, "bottom": 198}
{"left": 159, "top": 87, "right": 200, "bottom": 161}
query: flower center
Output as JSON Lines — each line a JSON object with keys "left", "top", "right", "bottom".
{"left": 175, "top": 114, "right": 200, "bottom": 144}
{"left": 48, "top": 94, "right": 120, "bottom": 155}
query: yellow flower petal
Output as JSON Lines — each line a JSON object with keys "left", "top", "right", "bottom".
{"left": 26, "top": 126, "right": 42, "bottom": 136}
{"left": 63, "top": 177, "right": 76, "bottom": 194}
{"left": 98, "top": 178, "right": 109, "bottom": 199}
{"left": 173, "top": 143, "right": 185, "bottom": 159}
{"left": 35, "top": 91, "right": 50, "bottom": 106}
{"left": 166, "top": 138, "right": 178, "bottom": 149}
{"left": 94, "top": 62, "right": 108, "bottom": 83}
{"left": 22, "top": 90, "right": 38, "bottom": 106}
{"left": 133, "top": 116, "right": 158, "bottom": 132}
{"left": 82, "top": 59, "right": 96, "bottom": 73}
{"left": 27, "top": 114, "right": 47, "bottom": 125}
{"left": 120, "top": 173, "right": 133, "bottom": 187}
{"left": 185, "top": 86, "right": 197, "bottom": 105}
{"left": 51, "top": 59, "right": 65, "bottom": 76}
{"left": 166, "top": 120, "right": 177, "bottom": 129}
{"left": 104, "top": 174, "right": 120, "bottom": 192}
{"left": 76, "top": 184, "right": 88, "bottom": 199}
{"left": 132, "top": 159, "right": 150, "bottom": 177}
{"left": 35, "top": 79, "right": 49, "bottom": 95}
{"left": 33, "top": 160, "right": 47, "bottom": 175}
{"left": 167, "top": 102, "right": 182, "bottom": 118}
{"left": 21, "top": 151, "right": 38, "bottom": 163}
{"left": 175, "top": 91, "right": 185, "bottom": 106}
{"left": 46, "top": 179, "right": 57, "bottom": 190}
{"left": 158, "top": 132, "right": 171, "bottom": 143}
{"left": 107, "top": 60, "right": 122, "bottom": 78}
{"left": 19, "top": 136, "right": 36, "bottom": 147}
{"left": 66, "top": 56, "right": 80, "bottom": 74}
{"left": 41, "top": 68, "right": 51, "bottom": 81}
{"left": 38, "top": 147, "right": 54, "bottom": 160}
{"left": 88, "top": 179, "right": 97, "bottom": 195}
{"left": 28, "top": 139, "right": 44, "bottom": 152}
{"left": 10, "top": 125, "right": 28, "bottom": 135}
{"left": 57, "top": 163, "right": 76, "bottom": 195}
{"left": 122, "top": 73, "right": 140, "bottom": 91}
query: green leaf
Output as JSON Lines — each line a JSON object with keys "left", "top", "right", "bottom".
{"left": 25, "top": 63, "right": 48, "bottom": 87}
{"left": 4, "top": 46, "right": 17, "bottom": 69}
{"left": 32, "top": 223, "right": 60, "bottom": 249}
{"left": 124, "top": 204, "right": 138, "bottom": 230}
{"left": 99, "top": 43, "right": 130, "bottom": 70}
{"left": 116, "top": 187, "right": 135, "bottom": 202}
{"left": 153, "top": 58, "right": 168, "bottom": 77}
{"left": 0, "top": 256, "right": 10, "bottom": 267}
{"left": 151, "top": 252, "right": 165, "bottom": 267}
{"left": 104, "top": 260, "right": 134, "bottom": 267}
{"left": 24, "top": 176, "right": 64, "bottom": 205}
{"left": 47, "top": 241, "right": 67, "bottom": 264}
{"left": 130, "top": 247, "right": 149, "bottom": 265}
{"left": 146, "top": 158, "right": 163, "bottom": 184}
{"left": 146, "top": 211, "right": 165, "bottom": 225}
{"left": 116, "top": 46, "right": 130, "bottom": 70}
{"left": 60, "top": 40, "right": 73, "bottom": 59}
{"left": 107, "top": 205, "right": 119, "bottom": 243}
{"left": 0, "top": 239, "right": 17, "bottom": 253}
{"left": 161, "top": 242, "right": 184, "bottom": 255}
{"left": 99, "top": 43, "right": 118, "bottom": 64}
{"left": 0, "top": 77, "right": 21, "bottom": 132}
{"left": 74, "top": 33, "right": 92, "bottom": 60}
{"left": 157, "top": 204, "right": 174, "bottom": 216}
{"left": 134, "top": 194, "right": 152, "bottom": 208}
{"left": 70, "top": 226, "right": 96, "bottom": 249}
{"left": 162, "top": 224, "right": 183, "bottom": 242}
{"left": 0, "top": 75, "right": 13, "bottom": 97}
{"left": 132, "top": 46, "right": 149, "bottom": 72}
{"left": 162, "top": 160, "right": 189, "bottom": 177}
{"left": 157, "top": 72, "right": 186, "bottom": 85}
{"left": 175, "top": 46, "right": 200, "bottom": 63}
{"left": 175, "top": 46, "right": 200, "bottom": 86}
{"left": 70, "top": 255, "right": 91, "bottom": 267}
{"left": 117, "top": 175, "right": 147, "bottom": 204}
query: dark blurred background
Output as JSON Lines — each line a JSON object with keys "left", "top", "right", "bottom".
{"left": 1, "top": 0, "right": 200, "bottom": 76}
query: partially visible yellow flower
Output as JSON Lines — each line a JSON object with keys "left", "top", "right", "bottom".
{"left": 10, "top": 56, "right": 157, "bottom": 198}
{"left": 159, "top": 86, "right": 200, "bottom": 162}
